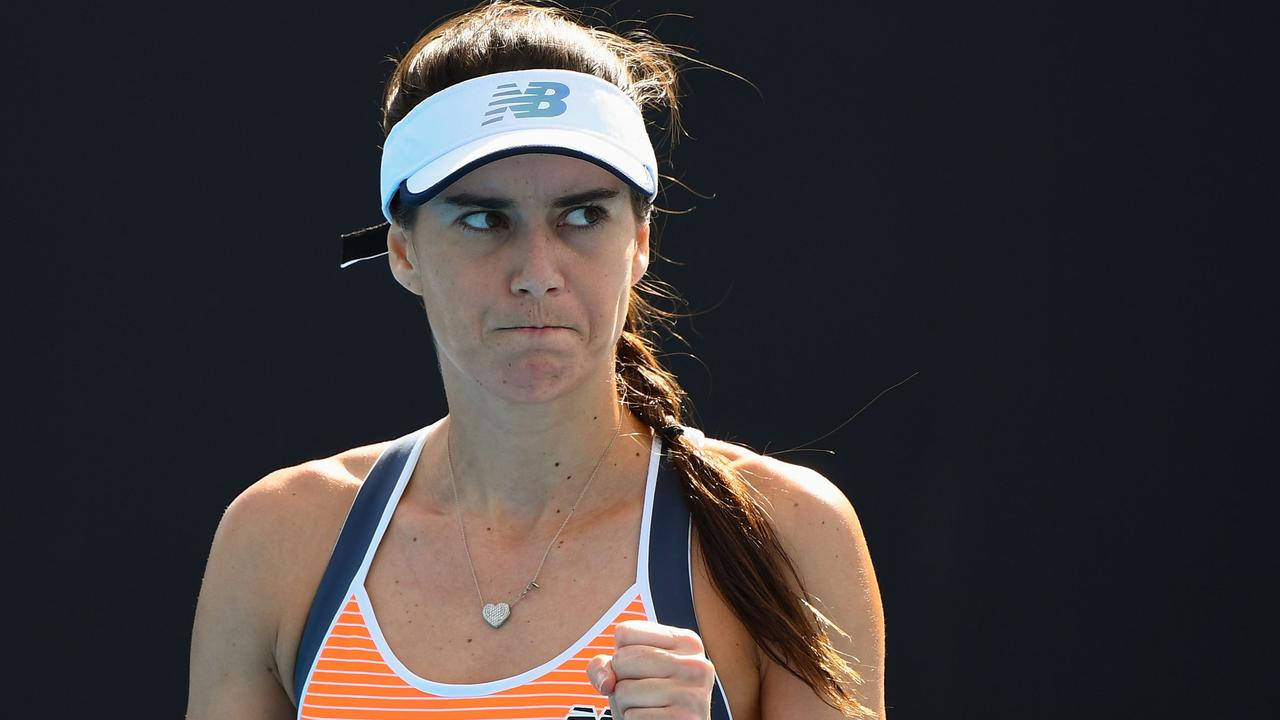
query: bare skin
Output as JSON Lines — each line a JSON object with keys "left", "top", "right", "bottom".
{"left": 265, "top": 421, "right": 769, "bottom": 716}
{"left": 187, "top": 154, "right": 885, "bottom": 719}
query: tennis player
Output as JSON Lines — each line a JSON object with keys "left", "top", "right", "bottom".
{"left": 188, "top": 2, "right": 885, "bottom": 718}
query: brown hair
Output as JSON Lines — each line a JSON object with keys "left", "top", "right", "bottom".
{"left": 380, "top": 2, "right": 875, "bottom": 716}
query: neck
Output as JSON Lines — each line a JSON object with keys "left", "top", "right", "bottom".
{"left": 414, "top": 394, "right": 653, "bottom": 541}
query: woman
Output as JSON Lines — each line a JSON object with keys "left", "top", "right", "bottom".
{"left": 187, "top": 2, "right": 885, "bottom": 718}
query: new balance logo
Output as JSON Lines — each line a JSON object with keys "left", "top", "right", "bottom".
{"left": 563, "top": 704, "right": 612, "bottom": 719}
{"left": 482, "top": 81, "right": 571, "bottom": 126}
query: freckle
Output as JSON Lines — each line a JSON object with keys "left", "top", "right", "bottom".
{"left": 487, "top": 527, "right": 492, "bottom": 531}
{"left": 793, "top": 502, "right": 799, "bottom": 507}
{"left": 395, "top": 579, "right": 399, "bottom": 584}
{"left": 413, "top": 536, "right": 418, "bottom": 542}
{"left": 467, "top": 638, "right": 472, "bottom": 643}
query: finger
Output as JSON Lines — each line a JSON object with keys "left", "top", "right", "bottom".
{"left": 610, "top": 676, "right": 686, "bottom": 708}
{"left": 611, "top": 645, "right": 717, "bottom": 686}
{"left": 608, "top": 710, "right": 671, "bottom": 720}
{"left": 613, "top": 620, "right": 706, "bottom": 655}
{"left": 586, "top": 653, "right": 616, "bottom": 695}
{"left": 609, "top": 644, "right": 677, "bottom": 681}
{"left": 610, "top": 674, "right": 716, "bottom": 718}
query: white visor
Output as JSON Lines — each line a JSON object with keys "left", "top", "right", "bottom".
{"left": 342, "top": 68, "right": 658, "bottom": 268}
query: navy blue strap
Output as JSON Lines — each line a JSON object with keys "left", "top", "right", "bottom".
{"left": 293, "top": 432, "right": 730, "bottom": 718}
{"left": 649, "top": 445, "right": 733, "bottom": 720}
{"left": 292, "top": 431, "right": 420, "bottom": 700}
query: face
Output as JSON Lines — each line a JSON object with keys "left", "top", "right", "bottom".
{"left": 386, "top": 153, "right": 651, "bottom": 404}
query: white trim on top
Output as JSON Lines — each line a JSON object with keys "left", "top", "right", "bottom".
{"left": 346, "top": 424, "right": 663, "bottom": 697}
{"left": 295, "top": 424, "right": 430, "bottom": 717}
{"left": 636, "top": 425, "right": 660, "bottom": 623}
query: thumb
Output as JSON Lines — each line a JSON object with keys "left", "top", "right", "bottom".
{"left": 586, "top": 654, "right": 616, "bottom": 694}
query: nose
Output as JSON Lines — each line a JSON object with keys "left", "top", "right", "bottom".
{"left": 509, "top": 223, "right": 565, "bottom": 299}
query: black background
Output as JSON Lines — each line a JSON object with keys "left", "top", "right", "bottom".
{"left": 9, "top": 1, "right": 1275, "bottom": 717}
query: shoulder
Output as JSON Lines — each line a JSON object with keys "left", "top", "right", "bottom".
{"left": 704, "top": 433, "right": 880, "bottom": 594}
{"left": 197, "top": 439, "right": 396, "bottom": 688}
{"left": 238, "top": 439, "right": 397, "bottom": 613}
{"left": 689, "top": 436, "right": 873, "bottom": 606}
{"left": 218, "top": 439, "right": 393, "bottom": 571}
{"left": 232, "top": 441, "right": 391, "bottom": 527}
{"left": 207, "top": 438, "right": 395, "bottom": 605}
{"left": 697, "top": 437, "right": 859, "bottom": 533}
{"left": 695, "top": 436, "right": 886, "bottom": 716}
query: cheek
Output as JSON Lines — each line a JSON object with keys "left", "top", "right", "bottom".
{"left": 593, "top": 273, "right": 634, "bottom": 335}
{"left": 417, "top": 267, "right": 466, "bottom": 326}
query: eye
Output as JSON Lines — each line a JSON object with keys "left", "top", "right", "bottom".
{"left": 564, "top": 205, "right": 609, "bottom": 229}
{"left": 455, "top": 205, "right": 609, "bottom": 235}
{"left": 458, "top": 210, "right": 505, "bottom": 233}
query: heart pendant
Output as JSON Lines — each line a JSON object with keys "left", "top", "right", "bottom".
{"left": 482, "top": 602, "right": 511, "bottom": 628}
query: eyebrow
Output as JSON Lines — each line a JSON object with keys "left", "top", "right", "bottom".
{"left": 438, "top": 187, "right": 621, "bottom": 210}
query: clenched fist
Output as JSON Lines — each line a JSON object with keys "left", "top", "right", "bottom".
{"left": 586, "top": 619, "right": 716, "bottom": 720}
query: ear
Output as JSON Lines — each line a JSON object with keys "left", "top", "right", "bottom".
{"left": 386, "top": 222, "right": 422, "bottom": 295}
{"left": 630, "top": 218, "right": 651, "bottom": 288}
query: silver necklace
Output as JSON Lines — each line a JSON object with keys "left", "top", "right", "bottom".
{"left": 445, "top": 412, "right": 623, "bottom": 629}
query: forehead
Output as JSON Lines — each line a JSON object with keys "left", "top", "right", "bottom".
{"left": 429, "top": 153, "right": 624, "bottom": 203}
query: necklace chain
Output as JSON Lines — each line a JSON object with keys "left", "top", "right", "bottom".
{"left": 445, "top": 410, "right": 623, "bottom": 628}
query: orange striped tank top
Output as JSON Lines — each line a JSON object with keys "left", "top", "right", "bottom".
{"left": 292, "top": 425, "right": 733, "bottom": 720}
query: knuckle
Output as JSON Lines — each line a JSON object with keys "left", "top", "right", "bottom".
{"left": 614, "top": 618, "right": 645, "bottom": 640}
{"left": 679, "top": 654, "right": 714, "bottom": 681}
{"left": 671, "top": 625, "right": 698, "bottom": 642}
{"left": 614, "top": 643, "right": 646, "bottom": 665}
{"left": 674, "top": 627, "right": 706, "bottom": 653}
{"left": 681, "top": 686, "right": 706, "bottom": 710}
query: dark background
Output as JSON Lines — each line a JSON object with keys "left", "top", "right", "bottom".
{"left": 9, "top": 1, "right": 1274, "bottom": 717}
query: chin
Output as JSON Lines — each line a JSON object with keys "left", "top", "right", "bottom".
{"left": 484, "top": 357, "right": 583, "bottom": 401}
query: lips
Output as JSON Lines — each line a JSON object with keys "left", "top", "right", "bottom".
{"left": 505, "top": 326, "right": 571, "bottom": 337}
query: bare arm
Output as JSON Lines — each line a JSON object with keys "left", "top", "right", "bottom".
{"left": 187, "top": 483, "right": 296, "bottom": 719}
{"left": 755, "top": 462, "right": 887, "bottom": 719}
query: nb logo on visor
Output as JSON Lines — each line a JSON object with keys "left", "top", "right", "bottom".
{"left": 483, "top": 81, "right": 570, "bottom": 126}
